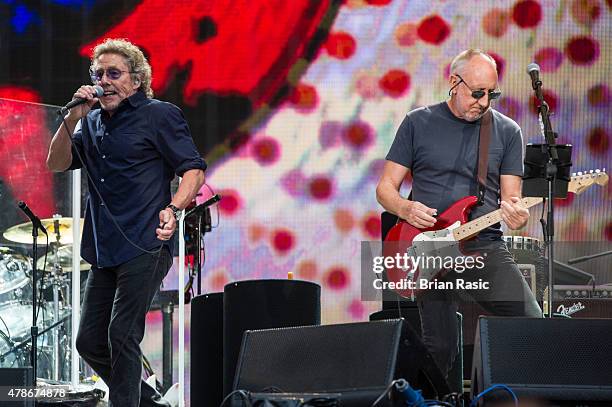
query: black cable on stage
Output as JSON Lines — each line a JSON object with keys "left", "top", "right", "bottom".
{"left": 219, "top": 389, "right": 253, "bottom": 407}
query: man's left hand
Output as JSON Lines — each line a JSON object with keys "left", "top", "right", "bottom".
{"left": 156, "top": 208, "right": 176, "bottom": 240}
{"left": 500, "top": 197, "right": 529, "bottom": 230}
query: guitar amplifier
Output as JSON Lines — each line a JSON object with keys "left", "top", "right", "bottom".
{"left": 554, "top": 284, "right": 612, "bottom": 300}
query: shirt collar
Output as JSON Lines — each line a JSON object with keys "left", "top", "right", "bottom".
{"left": 125, "top": 90, "right": 148, "bottom": 107}
{"left": 100, "top": 90, "right": 147, "bottom": 120}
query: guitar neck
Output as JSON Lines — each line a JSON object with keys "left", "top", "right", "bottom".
{"left": 453, "top": 197, "right": 543, "bottom": 241}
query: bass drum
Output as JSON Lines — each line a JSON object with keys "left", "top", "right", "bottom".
{"left": 0, "top": 301, "right": 71, "bottom": 380}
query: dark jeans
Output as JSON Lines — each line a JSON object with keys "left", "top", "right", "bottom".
{"left": 76, "top": 247, "right": 173, "bottom": 407}
{"left": 417, "top": 241, "right": 542, "bottom": 378}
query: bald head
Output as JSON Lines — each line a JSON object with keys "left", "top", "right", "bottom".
{"left": 450, "top": 49, "right": 497, "bottom": 78}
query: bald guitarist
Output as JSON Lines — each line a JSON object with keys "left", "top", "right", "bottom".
{"left": 376, "top": 49, "right": 542, "bottom": 378}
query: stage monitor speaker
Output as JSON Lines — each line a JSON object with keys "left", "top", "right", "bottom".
{"left": 234, "top": 319, "right": 450, "bottom": 405}
{"left": 190, "top": 292, "right": 224, "bottom": 407}
{"left": 472, "top": 317, "right": 612, "bottom": 403}
{"left": 370, "top": 308, "right": 462, "bottom": 394}
{"left": 223, "top": 279, "right": 320, "bottom": 396}
{"left": 0, "top": 367, "right": 34, "bottom": 407}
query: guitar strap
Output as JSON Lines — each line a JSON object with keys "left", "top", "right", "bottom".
{"left": 476, "top": 109, "right": 492, "bottom": 205}
{"left": 406, "top": 109, "right": 493, "bottom": 205}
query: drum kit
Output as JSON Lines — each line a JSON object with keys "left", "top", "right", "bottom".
{"left": 0, "top": 215, "right": 89, "bottom": 382}
{"left": 502, "top": 235, "right": 549, "bottom": 300}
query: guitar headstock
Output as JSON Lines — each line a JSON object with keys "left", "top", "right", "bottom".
{"left": 568, "top": 169, "right": 608, "bottom": 195}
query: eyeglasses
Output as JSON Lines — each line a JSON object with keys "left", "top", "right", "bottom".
{"left": 449, "top": 74, "right": 502, "bottom": 101}
{"left": 89, "top": 67, "right": 138, "bottom": 83}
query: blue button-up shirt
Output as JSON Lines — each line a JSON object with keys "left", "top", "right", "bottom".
{"left": 68, "top": 91, "right": 206, "bottom": 267}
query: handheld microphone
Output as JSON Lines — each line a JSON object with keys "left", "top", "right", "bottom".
{"left": 58, "top": 85, "right": 103, "bottom": 116}
{"left": 17, "top": 201, "right": 47, "bottom": 234}
{"left": 527, "top": 63, "right": 541, "bottom": 90}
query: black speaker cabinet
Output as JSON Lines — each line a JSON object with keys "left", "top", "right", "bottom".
{"left": 370, "top": 307, "right": 462, "bottom": 394}
{"left": 190, "top": 292, "right": 224, "bottom": 407}
{"left": 472, "top": 317, "right": 612, "bottom": 404}
{"left": 0, "top": 367, "right": 34, "bottom": 407}
{"left": 234, "top": 319, "right": 450, "bottom": 405}
{"left": 223, "top": 279, "right": 320, "bottom": 396}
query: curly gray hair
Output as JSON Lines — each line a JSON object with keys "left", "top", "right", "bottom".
{"left": 92, "top": 38, "right": 153, "bottom": 98}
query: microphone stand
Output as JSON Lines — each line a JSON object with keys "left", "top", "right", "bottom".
{"left": 17, "top": 201, "right": 47, "bottom": 379}
{"left": 184, "top": 194, "right": 221, "bottom": 295}
{"left": 568, "top": 250, "right": 612, "bottom": 265}
{"left": 531, "top": 75, "right": 560, "bottom": 318}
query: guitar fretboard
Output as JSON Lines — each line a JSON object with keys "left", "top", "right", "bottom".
{"left": 452, "top": 197, "right": 543, "bottom": 241}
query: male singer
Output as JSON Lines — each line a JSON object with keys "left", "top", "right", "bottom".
{"left": 47, "top": 38, "right": 205, "bottom": 406}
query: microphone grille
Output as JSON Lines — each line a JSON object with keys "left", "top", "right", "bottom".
{"left": 93, "top": 85, "right": 104, "bottom": 97}
{"left": 527, "top": 63, "right": 540, "bottom": 74}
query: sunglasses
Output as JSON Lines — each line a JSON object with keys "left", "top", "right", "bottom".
{"left": 450, "top": 74, "right": 502, "bottom": 100}
{"left": 89, "top": 67, "right": 138, "bottom": 83}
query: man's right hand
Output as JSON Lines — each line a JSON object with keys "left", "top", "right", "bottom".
{"left": 398, "top": 200, "right": 437, "bottom": 229}
{"left": 64, "top": 85, "right": 100, "bottom": 121}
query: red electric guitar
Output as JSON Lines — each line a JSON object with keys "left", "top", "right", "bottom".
{"left": 383, "top": 169, "right": 608, "bottom": 299}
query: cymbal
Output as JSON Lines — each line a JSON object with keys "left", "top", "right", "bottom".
{"left": 37, "top": 245, "right": 90, "bottom": 273}
{"left": 3, "top": 217, "right": 83, "bottom": 245}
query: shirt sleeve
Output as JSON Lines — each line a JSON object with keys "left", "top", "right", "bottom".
{"left": 66, "top": 119, "right": 84, "bottom": 171}
{"left": 154, "top": 103, "right": 207, "bottom": 176}
{"left": 385, "top": 115, "right": 413, "bottom": 169}
{"left": 500, "top": 127, "right": 524, "bottom": 176}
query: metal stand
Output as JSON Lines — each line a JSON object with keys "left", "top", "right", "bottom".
{"left": 196, "top": 211, "right": 203, "bottom": 295}
{"left": 31, "top": 228, "right": 40, "bottom": 378}
{"left": 150, "top": 290, "right": 179, "bottom": 393}
{"left": 523, "top": 66, "right": 571, "bottom": 318}
{"left": 16, "top": 201, "right": 47, "bottom": 379}
{"left": 48, "top": 215, "right": 72, "bottom": 381}
{"left": 162, "top": 303, "right": 174, "bottom": 393}
{"left": 545, "top": 159, "right": 556, "bottom": 318}
{"left": 184, "top": 194, "right": 220, "bottom": 296}
{"left": 568, "top": 250, "right": 612, "bottom": 265}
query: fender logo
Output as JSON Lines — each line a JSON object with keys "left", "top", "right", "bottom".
{"left": 556, "top": 302, "right": 586, "bottom": 316}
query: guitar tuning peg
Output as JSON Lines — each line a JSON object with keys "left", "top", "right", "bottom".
{"left": 571, "top": 172, "right": 576, "bottom": 177}
{"left": 589, "top": 170, "right": 594, "bottom": 174}
{"left": 577, "top": 171, "right": 583, "bottom": 176}
{"left": 595, "top": 169, "right": 600, "bottom": 173}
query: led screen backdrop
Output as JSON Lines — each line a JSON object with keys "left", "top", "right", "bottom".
{"left": 0, "top": 0, "right": 610, "bottom": 394}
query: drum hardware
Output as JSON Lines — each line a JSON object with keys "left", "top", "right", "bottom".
{"left": 503, "top": 235, "right": 549, "bottom": 300}
{"left": 2, "top": 214, "right": 85, "bottom": 383}
{"left": 46, "top": 215, "right": 73, "bottom": 382}
{"left": 502, "top": 235, "right": 543, "bottom": 265}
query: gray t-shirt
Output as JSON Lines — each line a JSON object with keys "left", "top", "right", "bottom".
{"left": 386, "top": 102, "right": 524, "bottom": 239}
